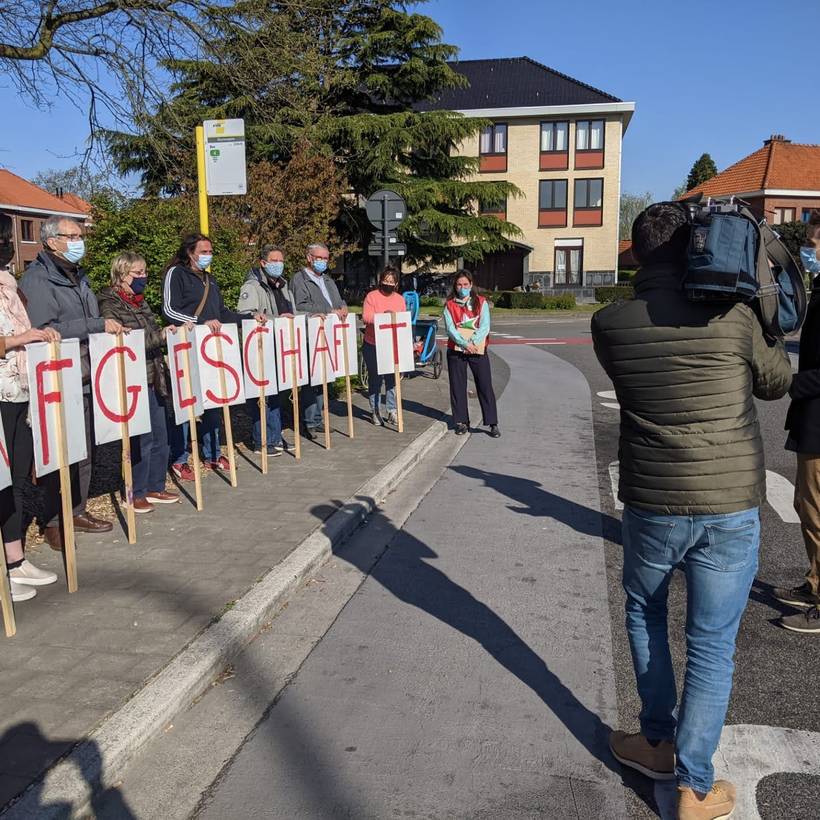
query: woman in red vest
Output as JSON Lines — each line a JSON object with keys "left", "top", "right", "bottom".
{"left": 443, "top": 270, "right": 500, "bottom": 437}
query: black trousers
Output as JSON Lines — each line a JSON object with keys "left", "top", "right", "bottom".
{"left": 447, "top": 348, "right": 498, "bottom": 426}
{"left": 0, "top": 400, "right": 34, "bottom": 543}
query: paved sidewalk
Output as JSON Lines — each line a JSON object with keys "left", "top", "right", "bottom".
{"left": 0, "top": 372, "right": 449, "bottom": 809}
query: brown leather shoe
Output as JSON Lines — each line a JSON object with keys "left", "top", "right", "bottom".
{"left": 609, "top": 730, "right": 675, "bottom": 780}
{"left": 44, "top": 526, "right": 64, "bottom": 552}
{"left": 132, "top": 497, "right": 154, "bottom": 514}
{"left": 145, "top": 490, "right": 180, "bottom": 504}
{"left": 73, "top": 513, "right": 113, "bottom": 533}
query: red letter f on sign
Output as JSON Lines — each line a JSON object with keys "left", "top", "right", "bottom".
{"left": 35, "top": 358, "right": 72, "bottom": 466}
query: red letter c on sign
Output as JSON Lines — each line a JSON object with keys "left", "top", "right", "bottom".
{"left": 243, "top": 325, "right": 270, "bottom": 388}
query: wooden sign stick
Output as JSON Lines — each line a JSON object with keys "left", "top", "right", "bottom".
{"left": 0, "top": 539, "right": 15, "bottom": 637}
{"left": 180, "top": 327, "right": 203, "bottom": 511}
{"left": 390, "top": 311, "right": 404, "bottom": 433}
{"left": 341, "top": 322, "right": 354, "bottom": 439}
{"left": 257, "top": 329, "right": 268, "bottom": 475}
{"left": 289, "top": 317, "right": 301, "bottom": 461}
{"left": 215, "top": 334, "right": 238, "bottom": 487}
{"left": 50, "top": 340, "right": 78, "bottom": 592}
{"left": 320, "top": 318, "right": 331, "bottom": 450}
{"left": 116, "top": 332, "right": 136, "bottom": 544}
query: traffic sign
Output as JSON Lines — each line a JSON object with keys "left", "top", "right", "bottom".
{"left": 369, "top": 243, "right": 406, "bottom": 256}
{"left": 365, "top": 189, "right": 406, "bottom": 229}
{"left": 203, "top": 119, "right": 247, "bottom": 196}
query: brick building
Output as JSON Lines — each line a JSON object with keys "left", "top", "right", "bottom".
{"left": 417, "top": 57, "right": 635, "bottom": 292}
{"left": 684, "top": 135, "right": 820, "bottom": 225}
{"left": 0, "top": 170, "right": 91, "bottom": 274}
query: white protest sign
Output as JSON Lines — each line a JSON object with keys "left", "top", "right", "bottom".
{"left": 0, "top": 412, "right": 12, "bottom": 492}
{"left": 325, "top": 313, "right": 359, "bottom": 378}
{"left": 274, "top": 315, "right": 309, "bottom": 391}
{"left": 308, "top": 315, "right": 340, "bottom": 387}
{"left": 89, "top": 330, "right": 151, "bottom": 445}
{"left": 167, "top": 328, "right": 203, "bottom": 425}
{"left": 374, "top": 311, "right": 414, "bottom": 375}
{"left": 27, "top": 339, "right": 86, "bottom": 477}
{"left": 194, "top": 323, "right": 245, "bottom": 410}
{"left": 242, "top": 319, "right": 277, "bottom": 399}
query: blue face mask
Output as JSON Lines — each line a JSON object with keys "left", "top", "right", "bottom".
{"left": 264, "top": 261, "right": 285, "bottom": 278}
{"left": 130, "top": 277, "right": 148, "bottom": 295}
{"left": 311, "top": 259, "right": 328, "bottom": 274}
{"left": 64, "top": 240, "right": 85, "bottom": 264}
{"left": 458, "top": 286, "right": 472, "bottom": 298}
{"left": 197, "top": 253, "right": 213, "bottom": 270}
{"left": 801, "top": 246, "right": 820, "bottom": 274}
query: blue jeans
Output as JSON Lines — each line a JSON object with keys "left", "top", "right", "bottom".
{"left": 301, "top": 385, "right": 324, "bottom": 428}
{"left": 621, "top": 504, "right": 759, "bottom": 793}
{"left": 132, "top": 388, "right": 170, "bottom": 497}
{"left": 168, "top": 408, "right": 221, "bottom": 465}
{"left": 247, "top": 394, "right": 282, "bottom": 447}
{"left": 362, "top": 341, "right": 396, "bottom": 413}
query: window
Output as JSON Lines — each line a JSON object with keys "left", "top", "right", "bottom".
{"left": 773, "top": 207, "right": 796, "bottom": 225}
{"left": 576, "top": 120, "right": 605, "bottom": 151}
{"left": 479, "top": 197, "right": 506, "bottom": 219}
{"left": 554, "top": 246, "right": 583, "bottom": 286}
{"left": 479, "top": 123, "right": 507, "bottom": 155}
{"left": 574, "top": 178, "right": 604, "bottom": 227}
{"left": 539, "top": 180, "right": 568, "bottom": 210}
{"left": 803, "top": 209, "right": 815, "bottom": 223}
{"left": 20, "top": 219, "right": 34, "bottom": 242}
{"left": 540, "top": 122, "right": 568, "bottom": 153}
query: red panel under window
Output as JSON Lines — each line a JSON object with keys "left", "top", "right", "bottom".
{"left": 573, "top": 209, "right": 603, "bottom": 227}
{"left": 539, "top": 152, "right": 569, "bottom": 171}
{"left": 575, "top": 150, "right": 604, "bottom": 170}
{"left": 538, "top": 210, "right": 567, "bottom": 228}
{"left": 480, "top": 154, "right": 507, "bottom": 173}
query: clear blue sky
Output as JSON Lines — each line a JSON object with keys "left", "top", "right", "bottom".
{"left": 2, "top": 0, "right": 819, "bottom": 199}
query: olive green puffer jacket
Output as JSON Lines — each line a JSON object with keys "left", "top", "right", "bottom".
{"left": 591, "top": 264, "right": 792, "bottom": 515}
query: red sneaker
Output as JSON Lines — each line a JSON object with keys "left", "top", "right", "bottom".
{"left": 207, "top": 455, "right": 230, "bottom": 471}
{"left": 171, "top": 462, "right": 196, "bottom": 482}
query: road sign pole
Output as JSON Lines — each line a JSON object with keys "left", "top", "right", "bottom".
{"left": 382, "top": 193, "right": 389, "bottom": 270}
{"left": 195, "top": 125, "right": 210, "bottom": 235}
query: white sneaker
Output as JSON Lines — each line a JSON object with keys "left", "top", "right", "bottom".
{"left": 385, "top": 410, "right": 398, "bottom": 425}
{"left": 9, "top": 559, "right": 58, "bottom": 587}
{"left": 10, "top": 579, "right": 36, "bottom": 602}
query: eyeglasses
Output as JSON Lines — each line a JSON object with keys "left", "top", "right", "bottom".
{"left": 57, "top": 233, "right": 83, "bottom": 241}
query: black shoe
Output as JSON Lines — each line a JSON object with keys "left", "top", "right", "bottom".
{"left": 454, "top": 423, "right": 468, "bottom": 435}
{"left": 780, "top": 605, "right": 820, "bottom": 633}
{"left": 302, "top": 426, "right": 316, "bottom": 441}
{"left": 489, "top": 425, "right": 501, "bottom": 438}
{"left": 314, "top": 422, "right": 326, "bottom": 434}
{"left": 772, "top": 581, "right": 820, "bottom": 609}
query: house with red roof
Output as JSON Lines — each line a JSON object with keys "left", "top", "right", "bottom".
{"left": 0, "top": 169, "right": 91, "bottom": 273}
{"left": 684, "top": 135, "right": 820, "bottom": 225}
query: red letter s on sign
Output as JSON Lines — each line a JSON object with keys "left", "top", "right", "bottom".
{"left": 200, "top": 331, "right": 241, "bottom": 404}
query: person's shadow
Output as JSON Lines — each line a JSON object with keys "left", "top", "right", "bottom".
{"left": 0, "top": 722, "right": 136, "bottom": 819}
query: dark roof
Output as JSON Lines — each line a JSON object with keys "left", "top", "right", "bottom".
{"left": 415, "top": 57, "right": 622, "bottom": 111}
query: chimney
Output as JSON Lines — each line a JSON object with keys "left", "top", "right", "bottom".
{"left": 764, "top": 134, "right": 790, "bottom": 145}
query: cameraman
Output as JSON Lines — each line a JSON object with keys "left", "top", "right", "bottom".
{"left": 778, "top": 210, "right": 820, "bottom": 632}
{"left": 592, "top": 202, "right": 791, "bottom": 820}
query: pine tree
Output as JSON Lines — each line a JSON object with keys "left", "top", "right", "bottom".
{"left": 106, "top": 0, "right": 520, "bottom": 264}
{"left": 685, "top": 153, "right": 718, "bottom": 191}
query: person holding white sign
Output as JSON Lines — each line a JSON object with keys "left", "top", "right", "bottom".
{"left": 99, "top": 253, "right": 180, "bottom": 511}
{"left": 162, "top": 234, "right": 266, "bottom": 476}
{"left": 0, "top": 214, "right": 59, "bottom": 601}
{"left": 20, "top": 214, "right": 124, "bottom": 547}
{"left": 443, "top": 270, "right": 500, "bottom": 438}
{"left": 362, "top": 266, "right": 405, "bottom": 426}
{"left": 290, "top": 243, "right": 347, "bottom": 440}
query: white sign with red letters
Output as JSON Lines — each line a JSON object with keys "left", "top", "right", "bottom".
{"left": 167, "top": 328, "right": 204, "bottom": 424}
{"left": 194, "top": 323, "right": 245, "bottom": 410}
{"left": 328, "top": 313, "right": 358, "bottom": 378}
{"left": 242, "top": 319, "right": 277, "bottom": 399}
{"left": 308, "top": 315, "right": 340, "bottom": 386}
{"left": 374, "top": 311, "right": 414, "bottom": 375}
{"left": 26, "top": 339, "right": 86, "bottom": 477}
{"left": 89, "top": 331, "right": 151, "bottom": 445}
{"left": 274, "top": 315, "right": 309, "bottom": 391}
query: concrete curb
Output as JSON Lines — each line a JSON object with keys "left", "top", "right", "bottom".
{"left": 2, "top": 419, "right": 452, "bottom": 820}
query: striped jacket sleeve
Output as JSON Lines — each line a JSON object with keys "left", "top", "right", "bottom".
{"left": 163, "top": 266, "right": 198, "bottom": 325}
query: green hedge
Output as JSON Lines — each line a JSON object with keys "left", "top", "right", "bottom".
{"left": 542, "top": 294, "right": 576, "bottom": 310}
{"left": 595, "top": 285, "right": 634, "bottom": 303}
{"left": 492, "top": 291, "right": 576, "bottom": 309}
{"left": 420, "top": 295, "right": 443, "bottom": 307}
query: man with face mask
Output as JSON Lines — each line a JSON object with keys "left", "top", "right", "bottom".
{"left": 290, "top": 242, "right": 347, "bottom": 438}
{"left": 20, "top": 215, "right": 126, "bottom": 547}
{"left": 237, "top": 244, "right": 295, "bottom": 455}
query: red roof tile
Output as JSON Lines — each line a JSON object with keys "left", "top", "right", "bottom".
{"left": 0, "top": 169, "right": 89, "bottom": 216}
{"left": 684, "top": 138, "right": 820, "bottom": 199}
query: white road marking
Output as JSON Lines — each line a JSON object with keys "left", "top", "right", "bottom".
{"left": 601, "top": 402, "right": 621, "bottom": 410}
{"left": 597, "top": 390, "right": 618, "bottom": 400}
{"left": 654, "top": 724, "right": 820, "bottom": 820}
{"left": 765, "top": 470, "right": 800, "bottom": 523}
{"left": 608, "top": 461, "right": 624, "bottom": 510}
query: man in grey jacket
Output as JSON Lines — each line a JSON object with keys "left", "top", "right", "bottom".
{"left": 592, "top": 203, "right": 792, "bottom": 820}
{"left": 290, "top": 242, "right": 347, "bottom": 437}
{"left": 238, "top": 244, "right": 295, "bottom": 454}
{"left": 21, "top": 215, "right": 125, "bottom": 547}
